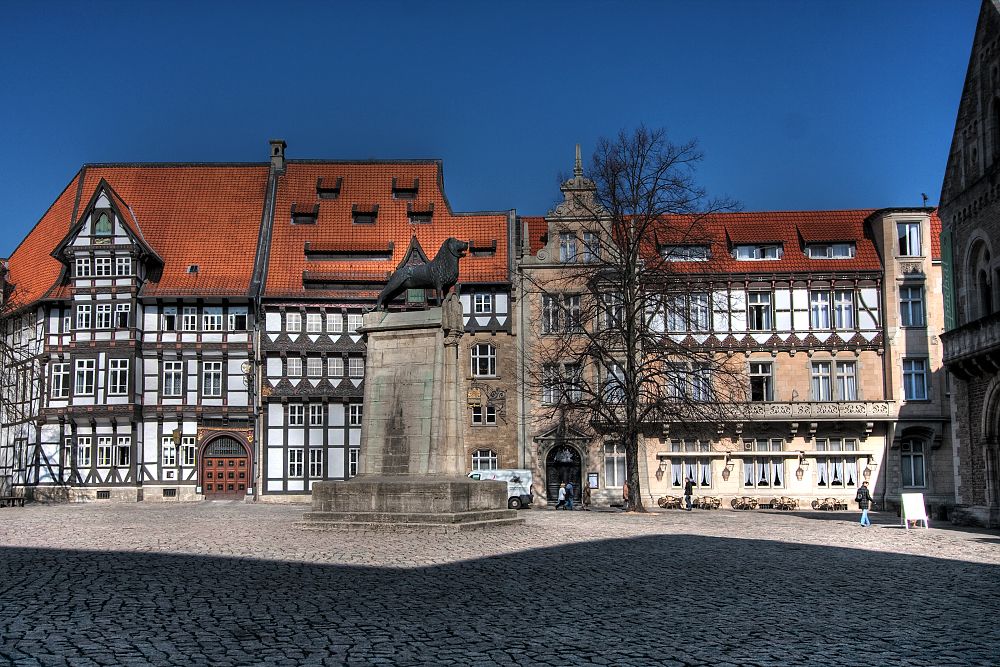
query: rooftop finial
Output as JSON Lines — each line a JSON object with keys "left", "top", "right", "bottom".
{"left": 574, "top": 143, "right": 583, "bottom": 177}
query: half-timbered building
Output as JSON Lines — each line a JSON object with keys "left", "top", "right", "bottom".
{"left": 0, "top": 142, "right": 518, "bottom": 502}
{"left": 517, "top": 156, "right": 951, "bottom": 511}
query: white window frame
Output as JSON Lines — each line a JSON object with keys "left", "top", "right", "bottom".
{"left": 309, "top": 404, "right": 324, "bottom": 426}
{"left": 181, "top": 437, "right": 197, "bottom": 466}
{"left": 747, "top": 292, "right": 772, "bottom": 331}
{"left": 288, "top": 404, "right": 305, "bottom": 426}
{"left": 76, "top": 304, "right": 92, "bottom": 329}
{"left": 473, "top": 293, "right": 493, "bottom": 314}
{"left": 108, "top": 358, "right": 129, "bottom": 396}
{"left": 75, "top": 257, "right": 91, "bottom": 278}
{"left": 326, "top": 313, "right": 343, "bottom": 334}
{"left": 161, "top": 437, "right": 177, "bottom": 467}
{"left": 749, "top": 361, "right": 773, "bottom": 402}
{"left": 75, "top": 359, "right": 95, "bottom": 396}
{"left": 734, "top": 244, "right": 782, "bottom": 260}
{"left": 347, "top": 313, "right": 363, "bottom": 334}
{"left": 286, "top": 312, "right": 302, "bottom": 333}
{"left": 742, "top": 439, "right": 785, "bottom": 488}
{"left": 897, "top": 221, "right": 922, "bottom": 257}
{"left": 163, "top": 361, "right": 184, "bottom": 397}
{"left": 95, "top": 303, "right": 112, "bottom": 329}
{"left": 286, "top": 357, "right": 302, "bottom": 377}
{"left": 809, "top": 290, "right": 831, "bottom": 329}
{"left": 815, "top": 438, "right": 859, "bottom": 489}
{"left": 309, "top": 449, "right": 323, "bottom": 478}
{"left": 349, "top": 449, "right": 360, "bottom": 477}
{"left": 306, "top": 312, "right": 323, "bottom": 333}
{"left": 472, "top": 404, "right": 497, "bottom": 425}
{"left": 116, "top": 256, "right": 132, "bottom": 276}
{"left": 833, "top": 289, "right": 855, "bottom": 329}
{"left": 559, "top": 232, "right": 577, "bottom": 262}
{"left": 307, "top": 357, "right": 323, "bottom": 378}
{"left": 77, "top": 436, "right": 92, "bottom": 468}
{"left": 202, "top": 308, "right": 223, "bottom": 332}
{"left": 228, "top": 309, "right": 248, "bottom": 331}
{"left": 51, "top": 362, "right": 70, "bottom": 399}
{"left": 97, "top": 437, "right": 113, "bottom": 467}
{"left": 835, "top": 361, "right": 857, "bottom": 401}
{"left": 471, "top": 448, "right": 498, "bottom": 470}
{"left": 471, "top": 343, "right": 496, "bottom": 377}
{"left": 288, "top": 448, "right": 304, "bottom": 477}
{"left": 349, "top": 404, "right": 363, "bottom": 426}
{"left": 94, "top": 256, "right": 113, "bottom": 277}
{"left": 182, "top": 307, "right": 198, "bottom": 332}
{"left": 348, "top": 357, "right": 364, "bottom": 378}
{"left": 202, "top": 361, "right": 223, "bottom": 397}
{"left": 328, "top": 357, "right": 344, "bottom": 377}
{"left": 811, "top": 361, "right": 832, "bottom": 401}
{"left": 114, "top": 303, "right": 130, "bottom": 329}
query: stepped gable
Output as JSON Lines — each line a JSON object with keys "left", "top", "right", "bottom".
{"left": 265, "top": 161, "right": 509, "bottom": 298}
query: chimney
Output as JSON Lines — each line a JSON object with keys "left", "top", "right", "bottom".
{"left": 269, "top": 139, "right": 287, "bottom": 172}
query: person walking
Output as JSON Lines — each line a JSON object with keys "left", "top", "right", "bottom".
{"left": 555, "top": 482, "right": 566, "bottom": 510}
{"left": 856, "top": 480, "right": 873, "bottom": 527}
{"left": 582, "top": 483, "right": 591, "bottom": 511}
{"left": 621, "top": 481, "right": 630, "bottom": 512}
{"left": 565, "top": 481, "right": 575, "bottom": 510}
{"left": 684, "top": 477, "right": 694, "bottom": 511}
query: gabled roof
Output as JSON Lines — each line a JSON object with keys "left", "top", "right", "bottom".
{"left": 264, "top": 161, "right": 510, "bottom": 298}
{"left": 6, "top": 164, "right": 270, "bottom": 307}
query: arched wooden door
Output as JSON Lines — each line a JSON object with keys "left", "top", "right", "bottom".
{"left": 201, "top": 436, "right": 250, "bottom": 498}
{"left": 545, "top": 445, "right": 582, "bottom": 502}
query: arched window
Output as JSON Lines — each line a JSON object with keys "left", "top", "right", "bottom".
{"left": 471, "top": 448, "right": 498, "bottom": 471}
{"left": 94, "top": 212, "right": 112, "bottom": 236}
{"left": 969, "top": 241, "right": 994, "bottom": 320}
{"left": 900, "top": 438, "right": 925, "bottom": 488}
{"left": 471, "top": 343, "right": 496, "bottom": 377}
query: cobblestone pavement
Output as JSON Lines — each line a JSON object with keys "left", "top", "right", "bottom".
{"left": 1, "top": 503, "right": 998, "bottom": 666}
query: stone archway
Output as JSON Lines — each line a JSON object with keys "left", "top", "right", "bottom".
{"left": 545, "top": 445, "right": 582, "bottom": 503}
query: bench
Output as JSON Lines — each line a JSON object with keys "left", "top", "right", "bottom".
{"left": 0, "top": 496, "right": 26, "bottom": 508}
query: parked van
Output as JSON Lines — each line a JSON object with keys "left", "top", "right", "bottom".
{"left": 468, "top": 469, "right": 533, "bottom": 509}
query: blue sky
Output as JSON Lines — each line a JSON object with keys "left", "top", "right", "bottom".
{"left": 0, "top": 0, "right": 979, "bottom": 257}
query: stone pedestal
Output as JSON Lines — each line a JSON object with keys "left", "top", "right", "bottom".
{"left": 302, "top": 296, "right": 522, "bottom": 531}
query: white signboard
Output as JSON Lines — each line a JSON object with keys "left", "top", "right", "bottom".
{"left": 901, "top": 492, "right": 929, "bottom": 529}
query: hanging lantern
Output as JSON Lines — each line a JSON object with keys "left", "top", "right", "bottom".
{"left": 795, "top": 465, "right": 805, "bottom": 481}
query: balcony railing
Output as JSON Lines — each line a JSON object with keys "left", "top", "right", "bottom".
{"left": 941, "top": 310, "right": 1000, "bottom": 379}
{"left": 741, "top": 400, "right": 893, "bottom": 421}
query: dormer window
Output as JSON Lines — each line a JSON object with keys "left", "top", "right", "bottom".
{"left": 290, "top": 204, "right": 319, "bottom": 225}
{"left": 660, "top": 244, "right": 711, "bottom": 261}
{"left": 316, "top": 177, "right": 342, "bottom": 200}
{"left": 407, "top": 202, "right": 434, "bottom": 224}
{"left": 805, "top": 243, "right": 855, "bottom": 259}
{"left": 733, "top": 244, "right": 783, "bottom": 260}
{"left": 94, "top": 211, "right": 112, "bottom": 236}
{"left": 352, "top": 204, "right": 379, "bottom": 225}
{"left": 392, "top": 178, "right": 419, "bottom": 199}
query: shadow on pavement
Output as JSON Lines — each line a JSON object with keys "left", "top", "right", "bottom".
{"left": 1, "top": 535, "right": 998, "bottom": 666}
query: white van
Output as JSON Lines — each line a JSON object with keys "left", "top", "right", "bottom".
{"left": 468, "top": 469, "right": 533, "bottom": 509}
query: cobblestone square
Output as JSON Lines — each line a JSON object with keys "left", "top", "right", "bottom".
{"left": 1, "top": 503, "right": 998, "bottom": 666}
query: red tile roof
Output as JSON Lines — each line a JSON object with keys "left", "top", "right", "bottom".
{"left": 523, "top": 216, "right": 547, "bottom": 255}
{"left": 264, "top": 162, "right": 509, "bottom": 298}
{"left": 527, "top": 210, "right": 886, "bottom": 274}
{"left": 6, "top": 165, "right": 270, "bottom": 306}
{"left": 930, "top": 210, "right": 942, "bottom": 260}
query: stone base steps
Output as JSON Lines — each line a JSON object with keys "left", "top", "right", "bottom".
{"left": 296, "top": 509, "right": 524, "bottom": 533}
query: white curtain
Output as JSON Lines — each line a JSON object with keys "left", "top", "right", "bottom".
{"left": 700, "top": 461, "right": 712, "bottom": 486}
{"left": 671, "top": 463, "right": 683, "bottom": 487}
{"left": 832, "top": 460, "right": 844, "bottom": 486}
{"left": 846, "top": 458, "right": 857, "bottom": 486}
{"left": 817, "top": 460, "right": 828, "bottom": 486}
{"left": 771, "top": 461, "right": 783, "bottom": 487}
{"left": 744, "top": 460, "right": 754, "bottom": 486}
{"left": 757, "top": 460, "right": 768, "bottom": 486}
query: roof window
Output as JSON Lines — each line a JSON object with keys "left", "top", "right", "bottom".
{"left": 316, "top": 177, "right": 342, "bottom": 200}
{"left": 291, "top": 204, "right": 319, "bottom": 225}
{"left": 392, "top": 178, "right": 419, "bottom": 200}
{"left": 733, "top": 244, "right": 783, "bottom": 260}
{"left": 470, "top": 239, "right": 497, "bottom": 257}
{"left": 805, "top": 243, "right": 855, "bottom": 259}
{"left": 304, "top": 241, "right": 394, "bottom": 261}
{"left": 660, "top": 244, "right": 710, "bottom": 261}
{"left": 352, "top": 204, "right": 379, "bottom": 225}
{"left": 407, "top": 202, "right": 434, "bottom": 224}
{"left": 187, "top": 265, "right": 199, "bottom": 274}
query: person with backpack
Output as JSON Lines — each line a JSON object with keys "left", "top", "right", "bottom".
{"left": 856, "top": 480, "right": 873, "bottom": 527}
{"left": 565, "top": 481, "right": 575, "bottom": 510}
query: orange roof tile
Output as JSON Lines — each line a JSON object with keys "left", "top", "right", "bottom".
{"left": 265, "top": 161, "right": 510, "bottom": 298}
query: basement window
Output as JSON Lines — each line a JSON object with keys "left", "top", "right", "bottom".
{"left": 162, "top": 488, "right": 177, "bottom": 498}
{"left": 96, "top": 490, "right": 110, "bottom": 500}
{"left": 316, "top": 177, "right": 343, "bottom": 200}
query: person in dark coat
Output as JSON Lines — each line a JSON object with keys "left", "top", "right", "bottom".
{"left": 565, "top": 481, "right": 575, "bottom": 510}
{"left": 856, "top": 480, "right": 873, "bottom": 527}
{"left": 683, "top": 477, "right": 694, "bottom": 511}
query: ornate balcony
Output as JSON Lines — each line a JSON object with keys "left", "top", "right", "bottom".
{"left": 941, "top": 310, "right": 1000, "bottom": 380}
{"left": 741, "top": 400, "right": 893, "bottom": 421}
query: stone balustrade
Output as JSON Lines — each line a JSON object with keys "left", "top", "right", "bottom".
{"left": 941, "top": 310, "right": 1000, "bottom": 379}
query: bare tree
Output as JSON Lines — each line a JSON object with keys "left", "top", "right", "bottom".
{"left": 524, "top": 126, "right": 745, "bottom": 511}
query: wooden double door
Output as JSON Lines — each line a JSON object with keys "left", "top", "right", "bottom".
{"left": 201, "top": 437, "right": 249, "bottom": 498}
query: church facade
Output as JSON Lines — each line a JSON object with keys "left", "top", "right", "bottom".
{"left": 939, "top": 0, "right": 1000, "bottom": 527}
